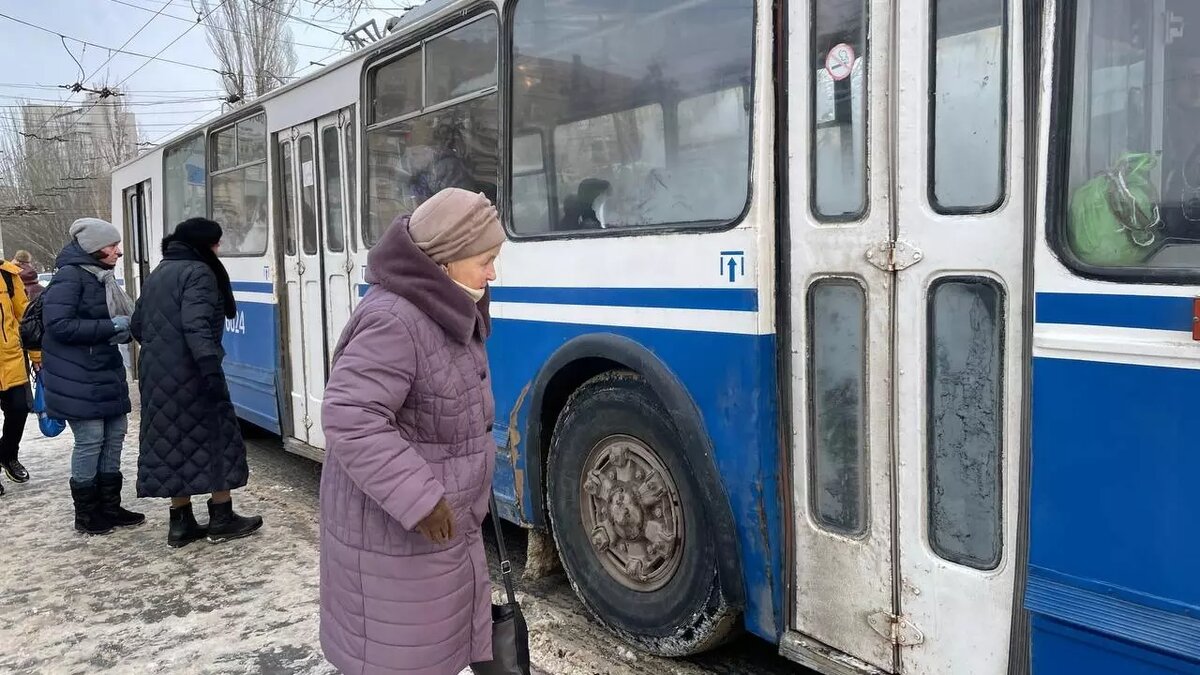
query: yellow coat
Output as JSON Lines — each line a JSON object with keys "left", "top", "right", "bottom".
{"left": 0, "top": 260, "right": 40, "bottom": 391}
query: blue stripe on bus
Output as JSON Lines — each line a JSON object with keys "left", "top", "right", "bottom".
{"left": 357, "top": 284, "right": 759, "bottom": 312}
{"left": 1036, "top": 292, "right": 1195, "bottom": 332}
{"left": 230, "top": 281, "right": 274, "bottom": 293}
{"left": 490, "top": 286, "right": 758, "bottom": 311}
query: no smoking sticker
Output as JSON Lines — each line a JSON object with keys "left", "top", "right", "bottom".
{"left": 825, "top": 42, "right": 855, "bottom": 81}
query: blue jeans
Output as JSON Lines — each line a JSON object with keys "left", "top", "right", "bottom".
{"left": 69, "top": 416, "right": 127, "bottom": 484}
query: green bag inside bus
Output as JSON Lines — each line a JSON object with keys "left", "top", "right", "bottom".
{"left": 1068, "top": 152, "right": 1162, "bottom": 267}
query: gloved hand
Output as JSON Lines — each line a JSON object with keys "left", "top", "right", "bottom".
{"left": 204, "top": 372, "right": 228, "bottom": 398}
{"left": 198, "top": 357, "right": 228, "bottom": 398}
{"left": 110, "top": 316, "right": 132, "bottom": 345}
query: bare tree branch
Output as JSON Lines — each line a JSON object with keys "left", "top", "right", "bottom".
{"left": 307, "top": 0, "right": 366, "bottom": 15}
{"left": 201, "top": 0, "right": 300, "bottom": 103}
{"left": 311, "top": 1, "right": 424, "bottom": 12}
{"left": 0, "top": 90, "right": 139, "bottom": 268}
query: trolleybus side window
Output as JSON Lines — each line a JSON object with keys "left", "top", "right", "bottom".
{"left": 209, "top": 113, "right": 268, "bottom": 256}
{"left": 372, "top": 48, "right": 421, "bottom": 123}
{"left": 323, "top": 126, "right": 346, "bottom": 253}
{"left": 812, "top": 0, "right": 868, "bottom": 221}
{"left": 299, "top": 135, "right": 318, "bottom": 255}
{"left": 124, "top": 187, "right": 143, "bottom": 266}
{"left": 280, "top": 140, "right": 297, "bottom": 257}
{"left": 345, "top": 122, "right": 357, "bottom": 251}
{"left": 927, "top": 277, "right": 1004, "bottom": 570}
{"left": 509, "top": 0, "right": 755, "bottom": 236}
{"left": 1058, "top": 0, "right": 1200, "bottom": 274}
{"left": 163, "top": 132, "right": 206, "bottom": 230}
{"left": 363, "top": 15, "right": 500, "bottom": 246}
{"left": 930, "top": 0, "right": 1007, "bottom": 213}
{"left": 512, "top": 132, "right": 551, "bottom": 232}
{"left": 425, "top": 17, "right": 498, "bottom": 108}
{"left": 808, "top": 278, "right": 869, "bottom": 536}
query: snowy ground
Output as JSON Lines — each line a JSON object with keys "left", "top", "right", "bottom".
{"left": 0, "top": 419, "right": 333, "bottom": 675}
{"left": 0, "top": 407, "right": 804, "bottom": 674}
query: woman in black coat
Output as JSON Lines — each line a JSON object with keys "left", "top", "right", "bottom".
{"left": 131, "top": 218, "right": 263, "bottom": 548}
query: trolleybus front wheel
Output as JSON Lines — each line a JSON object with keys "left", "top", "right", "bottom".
{"left": 546, "top": 371, "right": 738, "bottom": 656}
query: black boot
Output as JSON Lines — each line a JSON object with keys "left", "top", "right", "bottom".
{"left": 69, "top": 479, "right": 113, "bottom": 535}
{"left": 2, "top": 460, "right": 29, "bottom": 483}
{"left": 206, "top": 498, "right": 263, "bottom": 543}
{"left": 168, "top": 503, "right": 208, "bottom": 548}
{"left": 96, "top": 472, "right": 145, "bottom": 527}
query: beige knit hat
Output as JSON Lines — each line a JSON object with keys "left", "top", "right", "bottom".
{"left": 408, "top": 188, "right": 505, "bottom": 265}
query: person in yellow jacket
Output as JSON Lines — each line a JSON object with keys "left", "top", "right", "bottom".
{"left": 0, "top": 259, "right": 40, "bottom": 494}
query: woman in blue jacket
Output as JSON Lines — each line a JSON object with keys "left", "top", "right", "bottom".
{"left": 41, "top": 218, "right": 144, "bottom": 535}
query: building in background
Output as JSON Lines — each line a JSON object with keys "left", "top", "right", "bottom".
{"left": 0, "top": 92, "right": 139, "bottom": 266}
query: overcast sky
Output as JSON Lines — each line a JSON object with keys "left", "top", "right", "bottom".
{"left": 0, "top": 0, "right": 413, "bottom": 147}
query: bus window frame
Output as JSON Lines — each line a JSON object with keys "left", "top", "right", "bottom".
{"left": 123, "top": 185, "right": 143, "bottom": 265}
{"left": 366, "top": 44, "right": 424, "bottom": 127}
{"left": 925, "top": 274, "right": 1006, "bottom": 571}
{"left": 343, "top": 118, "right": 359, "bottom": 253}
{"left": 162, "top": 130, "right": 208, "bottom": 239}
{"left": 809, "top": 0, "right": 871, "bottom": 225}
{"left": 511, "top": 127, "right": 555, "bottom": 234}
{"left": 927, "top": 0, "right": 1011, "bottom": 216}
{"left": 358, "top": 7, "right": 500, "bottom": 248}
{"left": 1046, "top": 0, "right": 1200, "bottom": 285}
{"left": 501, "top": 0, "right": 759, "bottom": 242}
{"left": 205, "top": 107, "right": 269, "bottom": 258}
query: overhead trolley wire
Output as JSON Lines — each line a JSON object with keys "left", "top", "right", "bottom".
{"left": 107, "top": 0, "right": 352, "bottom": 53}
{"left": 11, "top": 0, "right": 232, "bottom": 176}
{"left": 0, "top": 10, "right": 235, "bottom": 77}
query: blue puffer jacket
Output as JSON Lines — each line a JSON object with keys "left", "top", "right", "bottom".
{"left": 40, "top": 242, "right": 129, "bottom": 421}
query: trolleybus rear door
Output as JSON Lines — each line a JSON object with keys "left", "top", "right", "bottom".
{"left": 279, "top": 123, "right": 328, "bottom": 449}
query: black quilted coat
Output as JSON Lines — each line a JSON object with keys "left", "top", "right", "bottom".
{"left": 131, "top": 240, "right": 247, "bottom": 498}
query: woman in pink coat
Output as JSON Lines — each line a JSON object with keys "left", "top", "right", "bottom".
{"left": 319, "top": 188, "right": 505, "bottom": 675}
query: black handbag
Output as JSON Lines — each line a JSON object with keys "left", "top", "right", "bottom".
{"left": 18, "top": 285, "right": 47, "bottom": 350}
{"left": 471, "top": 495, "right": 532, "bottom": 675}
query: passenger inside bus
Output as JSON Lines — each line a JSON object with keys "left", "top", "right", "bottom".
{"left": 398, "top": 117, "right": 496, "bottom": 211}
{"left": 1159, "top": 51, "right": 1200, "bottom": 241}
{"left": 558, "top": 178, "right": 611, "bottom": 231}
{"left": 409, "top": 150, "right": 476, "bottom": 203}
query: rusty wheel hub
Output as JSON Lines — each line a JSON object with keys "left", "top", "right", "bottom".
{"left": 580, "top": 435, "right": 684, "bottom": 591}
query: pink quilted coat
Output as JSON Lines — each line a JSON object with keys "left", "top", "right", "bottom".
{"left": 319, "top": 216, "right": 495, "bottom": 675}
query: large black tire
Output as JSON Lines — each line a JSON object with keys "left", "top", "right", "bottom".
{"left": 547, "top": 371, "right": 738, "bottom": 656}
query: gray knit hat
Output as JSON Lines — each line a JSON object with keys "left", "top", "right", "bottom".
{"left": 69, "top": 217, "right": 121, "bottom": 254}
